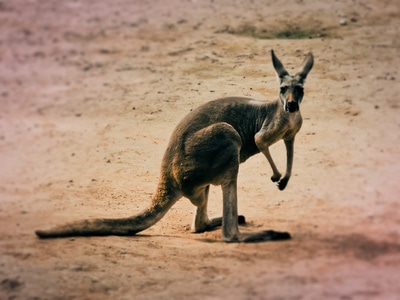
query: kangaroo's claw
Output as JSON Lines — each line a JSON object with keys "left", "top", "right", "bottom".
{"left": 277, "top": 177, "right": 289, "bottom": 190}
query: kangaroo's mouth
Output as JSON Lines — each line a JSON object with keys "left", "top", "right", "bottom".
{"left": 285, "top": 102, "right": 299, "bottom": 113}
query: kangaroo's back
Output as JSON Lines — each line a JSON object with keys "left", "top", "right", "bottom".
{"left": 168, "top": 97, "right": 279, "bottom": 163}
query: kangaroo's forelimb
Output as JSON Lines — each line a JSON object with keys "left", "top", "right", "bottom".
{"left": 277, "top": 138, "right": 295, "bottom": 190}
{"left": 255, "top": 131, "right": 282, "bottom": 183}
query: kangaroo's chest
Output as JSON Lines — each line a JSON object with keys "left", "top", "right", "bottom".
{"left": 260, "top": 112, "right": 302, "bottom": 144}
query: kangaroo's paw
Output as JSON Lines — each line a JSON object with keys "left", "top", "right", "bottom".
{"left": 271, "top": 173, "right": 282, "bottom": 183}
{"left": 241, "top": 230, "right": 291, "bottom": 243}
{"left": 277, "top": 177, "right": 289, "bottom": 190}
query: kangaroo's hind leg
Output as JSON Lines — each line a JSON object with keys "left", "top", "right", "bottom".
{"left": 189, "top": 185, "right": 213, "bottom": 233}
{"left": 190, "top": 185, "right": 245, "bottom": 233}
{"left": 182, "top": 122, "right": 247, "bottom": 234}
{"left": 221, "top": 179, "right": 291, "bottom": 243}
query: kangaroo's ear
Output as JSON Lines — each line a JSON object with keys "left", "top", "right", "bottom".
{"left": 296, "top": 52, "right": 314, "bottom": 80}
{"left": 271, "top": 50, "right": 289, "bottom": 79}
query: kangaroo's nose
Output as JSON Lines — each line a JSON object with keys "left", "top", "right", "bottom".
{"left": 286, "top": 101, "right": 299, "bottom": 113}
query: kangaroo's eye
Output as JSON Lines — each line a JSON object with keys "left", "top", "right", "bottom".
{"left": 294, "top": 85, "right": 304, "bottom": 95}
{"left": 280, "top": 86, "right": 288, "bottom": 93}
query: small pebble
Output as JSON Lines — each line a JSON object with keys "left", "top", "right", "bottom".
{"left": 340, "top": 19, "right": 347, "bottom": 26}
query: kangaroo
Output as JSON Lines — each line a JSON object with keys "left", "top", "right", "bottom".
{"left": 36, "top": 50, "right": 313, "bottom": 243}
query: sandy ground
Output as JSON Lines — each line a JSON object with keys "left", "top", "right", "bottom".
{"left": 1, "top": 0, "right": 400, "bottom": 299}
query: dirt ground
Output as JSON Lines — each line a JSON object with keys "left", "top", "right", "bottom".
{"left": 1, "top": 0, "right": 399, "bottom": 299}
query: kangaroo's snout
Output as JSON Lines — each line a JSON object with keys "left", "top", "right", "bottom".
{"left": 285, "top": 101, "right": 299, "bottom": 113}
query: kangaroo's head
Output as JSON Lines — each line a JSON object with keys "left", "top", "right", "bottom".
{"left": 271, "top": 50, "right": 314, "bottom": 113}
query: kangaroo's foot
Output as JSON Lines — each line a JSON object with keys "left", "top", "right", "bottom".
{"left": 223, "top": 230, "right": 291, "bottom": 243}
{"left": 241, "top": 230, "right": 291, "bottom": 243}
{"left": 194, "top": 215, "right": 246, "bottom": 233}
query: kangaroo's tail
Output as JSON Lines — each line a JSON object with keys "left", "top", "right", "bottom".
{"left": 35, "top": 185, "right": 180, "bottom": 238}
